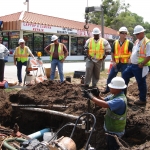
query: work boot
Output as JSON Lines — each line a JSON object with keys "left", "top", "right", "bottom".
{"left": 134, "top": 100, "right": 146, "bottom": 105}
{"left": 18, "top": 82, "right": 22, "bottom": 86}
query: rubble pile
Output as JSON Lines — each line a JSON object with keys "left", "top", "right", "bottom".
{"left": 0, "top": 74, "right": 150, "bottom": 149}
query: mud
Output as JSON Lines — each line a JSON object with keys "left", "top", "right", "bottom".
{"left": 0, "top": 74, "right": 150, "bottom": 149}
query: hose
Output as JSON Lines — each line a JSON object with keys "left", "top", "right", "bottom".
{"left": 3, "top": 138, "right": 27, "bottom": 150}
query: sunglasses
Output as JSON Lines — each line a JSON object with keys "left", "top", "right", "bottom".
{"left": 20, "top": 43, "right": 25, "bottom": 45}
{"left": 120, "top": 32, "right": 127, "bottom": 35}
{"left": 135, "top": 33, "right": 140, "bottom": 36}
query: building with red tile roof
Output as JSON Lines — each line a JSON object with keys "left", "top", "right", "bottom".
{"left": 0, "top": 11, "right": 131, "bottom": 60}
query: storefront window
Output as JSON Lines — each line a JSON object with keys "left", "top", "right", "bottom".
{"left": 9, "top": 31, "right": 20, "bottom": 51}
{"left": 23, "top": 32, "right": 33, "bottom": 52}
{"left": 44, "top": 34, "right": 53, "bottom": 56}
{"left": 34, "top": 33, "right": 44, "bottom": 56}
{"left": 71, "top": 37, "right": 77, "bottom": 55}
{"left": 60, "top": 35, "right": 69, "bottom": 51}
{"left": 71, "top": 37, "right": 88, "bottom": 56}
{"left": 2, "top": 32, "right": 9, "bottom": 48}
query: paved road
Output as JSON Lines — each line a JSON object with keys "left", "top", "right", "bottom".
{"left": 4, "top": 61, "right": 110, "bottom": 82}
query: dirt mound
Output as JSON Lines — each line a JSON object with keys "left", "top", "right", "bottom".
{"left": 0, "top": 74, "right": 150, "bottom": 149}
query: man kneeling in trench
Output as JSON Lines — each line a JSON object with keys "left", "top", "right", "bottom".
{"left": 84, "top": 77, "right": 127, "bottom": 150}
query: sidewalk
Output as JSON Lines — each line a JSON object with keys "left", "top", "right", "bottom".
{"left": 4, "top": 61, "right": 110, "bottom": 81}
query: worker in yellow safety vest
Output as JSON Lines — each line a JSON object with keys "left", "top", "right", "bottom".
{"left": 122, "top": 25, "right": 150, "bottom": 105}
{"left": 14, "top": 38, "right": 35, "bottom": 86}
{"left": 44, "top": 35, "right": 68, "bottom": 82}
{"left": 83, "top": 27, "right": 111, "bottom": 89}
{"left": 102, "top": 27, "right": 134, "bottom": 94}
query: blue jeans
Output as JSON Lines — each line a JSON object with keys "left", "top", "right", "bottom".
{"left": 122, "top": 64, "right": 147, "bottom": 101}
{"left": 17, "top": 61, "right": 27, "bottom": 83}
{"left": 106, "top": 63, "right": 128, "bottom": 92}
{"left": 50, "top": 59, "right": 64, "bottom": 82}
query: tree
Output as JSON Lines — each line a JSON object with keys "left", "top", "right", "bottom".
{"left": 88, "top": 0, "right": 130, "bottom": 27}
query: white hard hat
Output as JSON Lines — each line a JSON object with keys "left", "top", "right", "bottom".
{"left": 119, "top": 27, "right": 128, "bottom": 33}
{"left": 133, "top": 25, "right": 146, "bottom": 34}
{"left": 108, "top": 77, "right": 127, "bottom": 89}
{"left": 92, "top": 27, "right": 101, "bottom": 35}
{"left": 51, "top": 35, "right": 58, "bottom": 41}
{"left": 18, "top": 38, "right": 25, "bottom": 44}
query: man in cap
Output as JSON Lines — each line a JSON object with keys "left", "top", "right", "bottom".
{"left": 102, "top": 27, "right": 134, "bottom": 94}
{"left": 44, "top": 35, "right": 68, "bottom": 82}
{"left": 13, "top": 38, "right": 35, "bottom": 86}
{"left": 0, "top": 37, "right": 9, "bottom": 82}
{"left": 83, "top": 27, "right": 111, "bottom": 88}
{"left": 83, "top": 77, "right": 127, "bottom": 150}
{"left": 122, "top": 25, "right": 150, "bottom": 105}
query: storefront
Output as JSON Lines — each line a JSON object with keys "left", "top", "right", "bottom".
{"left": 0, "top": 11, "right": 132, "bottom": 61}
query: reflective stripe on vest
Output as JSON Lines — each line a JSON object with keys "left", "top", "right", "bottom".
{"left": 50, "top": 43, "right": 64, "bottom": 61}
{"left": 104, "top": 94, "right": 127, "bottom": 132}
{"left": 114, "top": 39, "right": 130, "bottom": 63}
{"left": 14, "top": 46, "right": 29, "bottom": 63}
{"left": 138, "top": 37, "right": 150, "bottom": 66}
{"left": 88, "top": 38, "right": 104, "bottom": 60}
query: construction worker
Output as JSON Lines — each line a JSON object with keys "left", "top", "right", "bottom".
{"left": 83, "top": 27, "right": 111, "bottom": 88}
{"left": 44, "top": 35, "right": 68, "bottom": 82}
{"left": 0, "top": 37, "right": 9, "bottom": 82}
{"left": 13, "top": 39, "right": 35, "bottom": 86}
{"left": 122, "top": 25, "right": 150, "bottom": 105}
{"left": 84, "top": 77, "right": 127, "bottom": 150}
{"left": 102, "top": 27, "right": 134, "bottom": 94}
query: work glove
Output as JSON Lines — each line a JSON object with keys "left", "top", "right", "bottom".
{"left": 83, "top": 90, "right": 94, "bottom": 100}
{"left": 90, "top": 87, "right": 100, "bottom": 97}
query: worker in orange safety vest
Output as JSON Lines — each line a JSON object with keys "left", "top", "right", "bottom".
{"left": 102, "top": 27, "right": 134, "bottom": 94}
{"left": 122, "top": 25, "right": 150, "bottom": 105}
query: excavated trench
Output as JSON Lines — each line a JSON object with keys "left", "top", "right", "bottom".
{"left": 1, "top": 77, "right": 150, "bottom": 149}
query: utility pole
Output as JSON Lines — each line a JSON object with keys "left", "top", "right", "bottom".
{"left": 24, "top": 0, "right": 29, "bottom": 12}
{"left": 26, "top": 0, "right": 29, "bottom": 12}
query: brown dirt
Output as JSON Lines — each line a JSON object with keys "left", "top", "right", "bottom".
{"left": 0, "top": 73, "right": 150, "bottom": 149}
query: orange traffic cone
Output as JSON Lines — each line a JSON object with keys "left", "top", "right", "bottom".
{"left": 107, "top": 60, "right": 113, "bottom": 74}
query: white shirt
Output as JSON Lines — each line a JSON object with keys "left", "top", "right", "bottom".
{"left": 84, "top": 37, "right": 111, "bottom": 62}
{"left": 130, "top": 37, "right": 150, "bottom": 77}
{"left": 0, "top": 44, "right": 9, "bottom": 59}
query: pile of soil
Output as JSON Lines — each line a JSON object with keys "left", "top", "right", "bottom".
{"left": 0, "top": 74, "right": 150, "bottom": 149}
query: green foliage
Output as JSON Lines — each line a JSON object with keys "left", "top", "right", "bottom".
{"left": 88, "top": 0, "right": 150, "bottom": 38}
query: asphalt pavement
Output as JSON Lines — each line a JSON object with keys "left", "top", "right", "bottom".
{"left": 4, "top": 61, "right": 110, "bottom": 82}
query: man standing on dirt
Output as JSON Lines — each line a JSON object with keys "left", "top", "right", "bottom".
{"left": 13, "top": 38, "right": 35, "bottom": 86}
{"left": 122, "top": 25, "right": 150, "bottom": 105}
{"left": 102, "top": 27, "right": 134, "bottom": 94}
{"left": 83, "top": 27, "right": 111, "bottom": 88}
{"left": 0, "top": 37, "right": 9, "bottom": 82}
{"left": 83, "top": 77, "right": 127, "bottom": 150}
{"left": 44, "top": 35, "right": 68, "bottom": 82}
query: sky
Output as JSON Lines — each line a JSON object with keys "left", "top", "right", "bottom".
{"left": 0, "top": 0, "right": 150, "bottom": 23}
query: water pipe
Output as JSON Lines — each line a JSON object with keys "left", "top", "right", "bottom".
{"left": 21, "top": 108, "right": 81, "bottom": 120}
{"left": 3, "top": 138, "right": 27, "bottom": 150}
{"left": 28, "top": 128, "right": 50, "bottom": 139}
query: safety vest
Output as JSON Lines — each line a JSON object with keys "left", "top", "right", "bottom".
{"left": 88, "top": 38, "right": 105, "bottom": 60}
{"left": 114, "top": 39, "right": 131, "bottom": 63}
{"left": 104, "top": 93, "right": 127, "bottom": 132}
{"left": 50, "top": 43, "right": 64, "bottom": 61}
{"left": 137, "top": 37, "right": 150, "bottom": 66}
{"left": 14, "top": 46, "right": 29, "bottom": 63}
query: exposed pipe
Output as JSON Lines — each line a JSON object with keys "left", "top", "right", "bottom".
{"left": 12, "top": 103, "right": 68, "bottom": 108}
{"left": 21, "top": 108, "right": 81, "bottom": 120}
{"left": 28, "top": 128, "right": 50, "bottom": 139}
{"left": 3, "top": 138, "right": 27, "bottom": 150}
